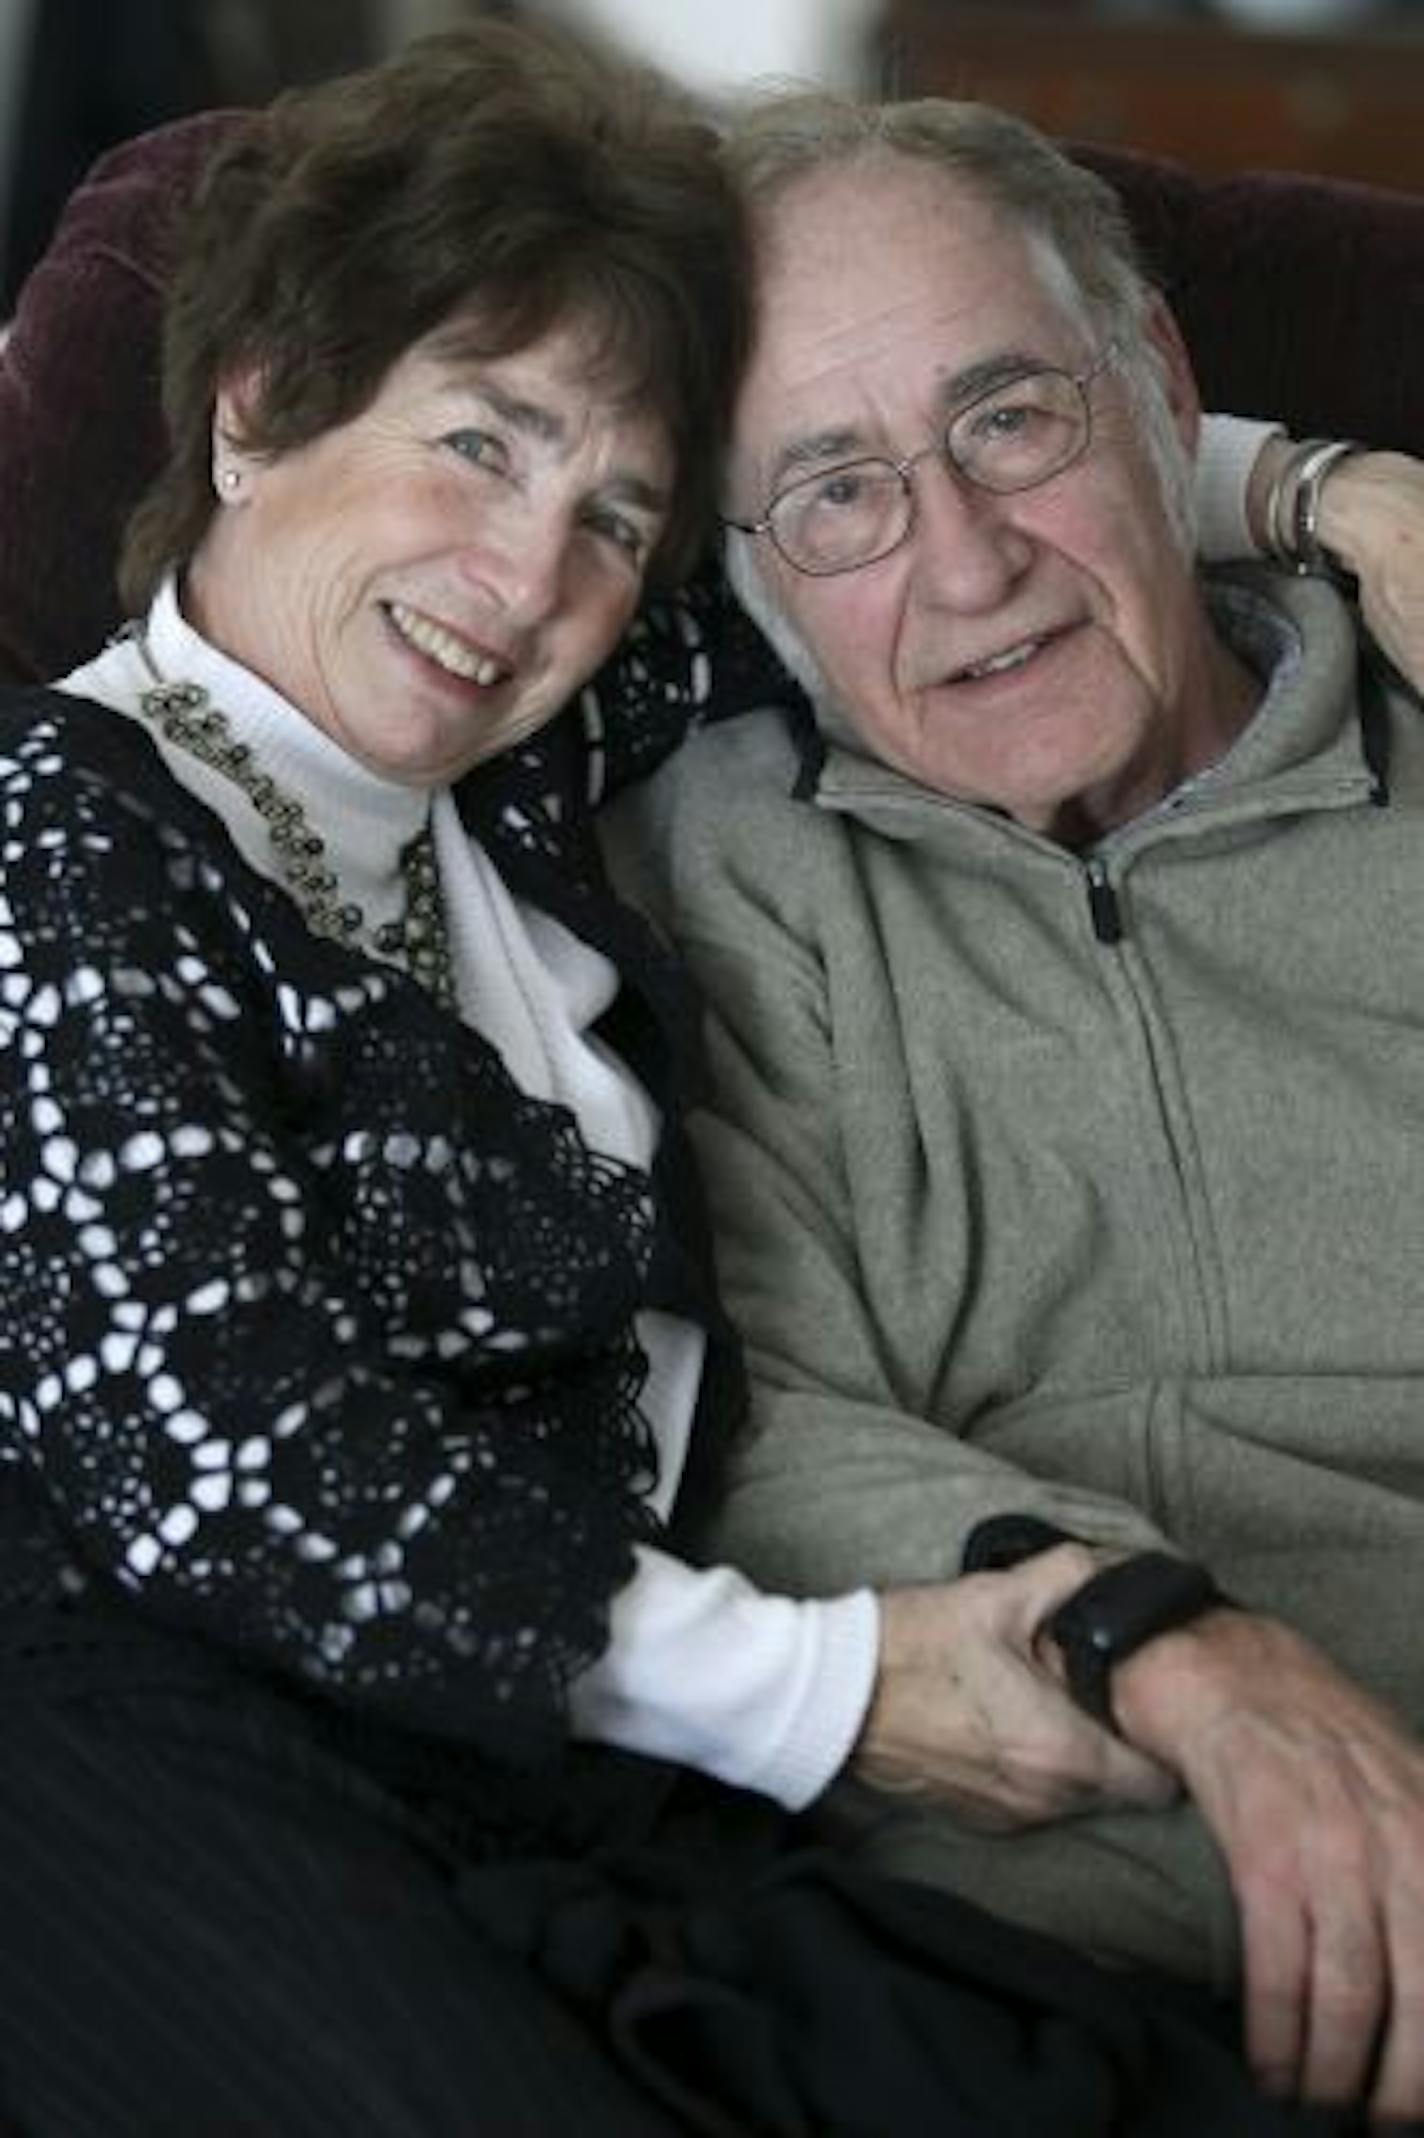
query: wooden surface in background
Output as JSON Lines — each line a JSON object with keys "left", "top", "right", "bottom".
{"left": 880, "top": 9, "right": 1424, "bottom": 190}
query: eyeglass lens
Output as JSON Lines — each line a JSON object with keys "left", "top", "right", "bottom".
{"left": 770, "top": 368, "right": 1090, "bottom": 575}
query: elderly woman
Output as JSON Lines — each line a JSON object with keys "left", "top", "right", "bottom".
{"left": 0, "top": 23, "right": 803, "bottom": 2135}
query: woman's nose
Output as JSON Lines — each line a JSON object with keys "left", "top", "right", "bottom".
{"left": 458, "top": 507, "right": 570, "bottom": 629}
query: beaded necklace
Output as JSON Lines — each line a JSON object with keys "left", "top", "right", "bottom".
{"left": 131, "top": 635, "right": 457, "bottom": 1012}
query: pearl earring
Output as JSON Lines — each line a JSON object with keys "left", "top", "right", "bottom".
{"left": 217, "top": 466, "right": 242, "bottom": 497}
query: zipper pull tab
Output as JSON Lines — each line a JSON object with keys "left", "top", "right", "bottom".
{"left": 1085, "top": 859, "right": 1123, "bottom": 945}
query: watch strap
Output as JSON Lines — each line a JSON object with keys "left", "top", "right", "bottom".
{"left": 1046, "top": 1550, "right": 1227, "bottom": 1735}
{"left": 961, "top": 1512, "right": 1077, "bottom": 1573}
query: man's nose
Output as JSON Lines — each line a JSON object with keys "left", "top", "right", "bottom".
{"left": 907, "top": 454, "right": 1032, "bottom": 610}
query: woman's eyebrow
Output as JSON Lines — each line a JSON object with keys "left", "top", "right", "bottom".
{"left": 471, "top": 378, "right": 565, "bottom": 447}
{"left": 450, "top": 378, "right": 667, "bottom": 511}
{"left": 592, "top": 466, "right": 669, "bottom": 514}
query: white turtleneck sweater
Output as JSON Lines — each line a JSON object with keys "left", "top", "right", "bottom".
{"left": 58, "top": 579, "right": 878, "bottom": 1810}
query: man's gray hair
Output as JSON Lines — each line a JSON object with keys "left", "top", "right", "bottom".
{"left": 721, "top": 91, "right": 1199, "bottom": 709}
{"left": 723, "top": 91, "right": 1154, "bottom": 351}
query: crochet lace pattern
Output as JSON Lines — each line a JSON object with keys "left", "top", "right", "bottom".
{"left": 577, "top": 561, "right": 809, "bottom": 814}
{"left": 0, "top": 690, "right": 668, "bottom": 1768}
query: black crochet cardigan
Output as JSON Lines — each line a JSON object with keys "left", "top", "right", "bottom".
{"left": 0, "top": 679, "right": 742, "bottom": 1782}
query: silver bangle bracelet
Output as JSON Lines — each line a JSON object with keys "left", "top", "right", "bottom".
{"left": 1261, "top": 436, "right": 1321, "bottom": 568}
{"left": 1292, "top": 437, "right": 1364, "bottom": 578}
{"left": 1260, "top": 435, "right": 1363, "bottom": 578}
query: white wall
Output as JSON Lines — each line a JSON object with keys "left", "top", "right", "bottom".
{"left": 525, "top": 0, "right": 880, "bottom": 99}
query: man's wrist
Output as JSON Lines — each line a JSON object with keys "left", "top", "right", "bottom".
{"left": 1311, "top": 447, "right": 1416, "bottom": 576}
{"left": 1108, "top": 1601, "right": 1257, "bottom": 1758}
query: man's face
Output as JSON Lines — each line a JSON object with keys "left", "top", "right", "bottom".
{"left": 728, "top": 156, "right": 1242, "bottom": 843}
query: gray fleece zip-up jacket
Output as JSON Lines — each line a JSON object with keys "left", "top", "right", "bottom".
{"left": 606, "top": 566, "right": 1424, "bottom": 1989}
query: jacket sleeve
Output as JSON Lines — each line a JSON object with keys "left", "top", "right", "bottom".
{"left": 1193, "top": 412, "right": 1280, "bottom": 564}
{"left": 605, "top": 734, "right": 1172, "bottom": 1604}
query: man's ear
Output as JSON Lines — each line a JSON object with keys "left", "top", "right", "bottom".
{"left": 1142, "top": 294, "right": 1201, "bottom": 457}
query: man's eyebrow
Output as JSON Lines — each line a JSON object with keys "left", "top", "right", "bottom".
{"left": 763, "top": 348, "right": 1063, "bottom": 495}
{"left": 766, "top": 426, "right": 869, "bottom": 496}
{"left": 934, "top": 349, "right": 1057, "bottom": 415}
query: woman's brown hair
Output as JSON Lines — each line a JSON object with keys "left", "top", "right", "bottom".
{"left": 121, "top": 19, "right": 750, "bottom": 607}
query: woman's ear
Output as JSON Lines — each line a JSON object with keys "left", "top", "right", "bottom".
{"left": 211, "top": 372, "right": 262, "bottom": 504}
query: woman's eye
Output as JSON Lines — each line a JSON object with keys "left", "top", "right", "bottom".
{"left": 585, "top": 509, "right": 649, "bottom": 567}
{"left": 442, "top": 428, "right": 508, "bottom": 474}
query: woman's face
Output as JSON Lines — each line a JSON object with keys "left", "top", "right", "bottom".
{"left": 186, "top": 318, "right": 675, "bottom": 786}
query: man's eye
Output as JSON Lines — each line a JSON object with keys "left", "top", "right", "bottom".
{"left": 442, "top": 428, "right": 509, "bottom": 474}
{"left": 811, "top": 468, "right": 875, "bottom": 511}
{"left": 969, "top": 402, "right": 1038, "bottom": 443}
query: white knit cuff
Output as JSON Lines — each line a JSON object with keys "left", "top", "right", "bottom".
{"left": 1195, "top": 413, "right": 1283, "bottom": 564}
{"left": 568, "top": 1550, "right": 880, "bottom": 1811}
{"left": 746, "top": 1586, "right": 880, "bottom": 1812}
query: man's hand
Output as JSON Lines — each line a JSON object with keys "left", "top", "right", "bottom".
{"left": 854, "top": 1548, "right": 1178, "bottom": 1831}
{"left": 1317, "top": 449, "right": 1424, "bottom": 694}
{"left": 1113, "top": 1609, "right": 1424, "bottom": 2126}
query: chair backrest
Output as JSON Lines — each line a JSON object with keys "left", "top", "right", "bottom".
{"left": 2, "top": 113, "right": 1421, "bottom": 686}
{"left": 1076, "top": 142, "right": 1424, "bottom": 459}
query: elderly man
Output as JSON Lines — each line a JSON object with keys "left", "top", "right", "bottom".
{"left": 608, "top": 90, "right": 1424, "bottom": 2129}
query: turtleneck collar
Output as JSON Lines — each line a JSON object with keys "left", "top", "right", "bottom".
{"left": 149, "top": 573, "right": 429, "bottom": 845}
{"left": 63, "top": 576, "right": 431, "bottom": 926}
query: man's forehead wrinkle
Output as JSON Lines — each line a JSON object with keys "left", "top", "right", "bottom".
{"left": 741, "top": 163, "right": 1088, "bottom": 504}
{"left": 754, "top": 312, "right": 1059, "bottom": 497}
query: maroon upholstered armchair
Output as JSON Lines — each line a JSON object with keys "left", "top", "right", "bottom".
{"left": 0, "top": 116, "right": 237, "bottom": 686}
{"left": 1074, "top": 142, "right": 1424, "bottom": 460}
{"left": 2, "top": 112, "right": 1422, "bottom": 688}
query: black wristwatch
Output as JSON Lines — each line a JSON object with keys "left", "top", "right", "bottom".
{"left": 1045, "top": 1551, "right": 1229, "bottom": 1736}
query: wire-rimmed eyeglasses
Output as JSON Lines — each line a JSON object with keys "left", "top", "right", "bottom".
{"left": 724, "top": 343, "right": 1120, "bottom": 579}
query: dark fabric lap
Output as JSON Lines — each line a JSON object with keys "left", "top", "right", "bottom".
{"left": 0, "top": 1683, "right": 684, "bottom": 2138}
{"left": 0, "top": 1657, "right": 1361, "bottom": 2138}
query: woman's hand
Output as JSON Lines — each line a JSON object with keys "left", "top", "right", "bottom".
{"left": 853, "top": 1549, "right": 1178, "bottom": 1831}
